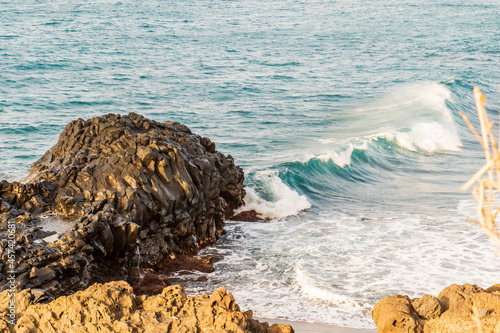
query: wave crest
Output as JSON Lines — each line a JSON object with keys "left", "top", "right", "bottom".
{"left": 235, "top": 170, "right": 311, "bottom": 220}
{"left": 389, "top": 122, "right": 461, "bottom": 153}
{"left": 309, "top": 82, "right": 462, "bottom": 167}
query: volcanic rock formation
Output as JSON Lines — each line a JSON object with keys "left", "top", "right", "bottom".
{"left": 0, "top": 113, "right": 245, "bottom": 300}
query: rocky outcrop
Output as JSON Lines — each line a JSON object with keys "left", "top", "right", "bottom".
{"left": 1, "top": 280, "right": 293, "bottom": 333}
{"left": 0, "top": 113, "right": 245, "bottom": 300}
{"left": 372, "top": 283, "right": 500, "bottom": 332}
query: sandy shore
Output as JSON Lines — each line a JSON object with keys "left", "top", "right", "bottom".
{"left": 256, "top": 317, "right": 377, "bottom": 333}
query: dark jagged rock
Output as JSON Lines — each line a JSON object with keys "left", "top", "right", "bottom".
{"left": 0, "top": 112, "right": 245, "bottom": 301}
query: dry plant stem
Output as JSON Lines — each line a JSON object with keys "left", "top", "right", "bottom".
{"left": 472, "top": 306, "right": 484, "bottom": 333}
{"left": 460, "top": 87, "right": 500, "bottom": 255}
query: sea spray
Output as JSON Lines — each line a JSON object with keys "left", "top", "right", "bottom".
{"left": 235, "top": 170, "right": 311, "bottom": 219}
{"left": 136, "top": 240, "right": 141, "bottom": 268}
{"left": 307, "top": 82, "right": 462, "bottom": 169}
{"left": 135, "top": 241, "right": 145, "bottom": 280}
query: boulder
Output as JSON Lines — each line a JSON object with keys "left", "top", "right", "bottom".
{"left": 372, "top": 295, "right": 422, "bottom": 333}
{"left": 231, "top": 209, "right": 261, "bottom": 222}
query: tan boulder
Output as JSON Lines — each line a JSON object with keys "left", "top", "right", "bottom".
{"left": 438, "top": 283, "right": 500, "bottom": 320}
{"left": 372, "top": 294, "right": 422, "bottom": 332}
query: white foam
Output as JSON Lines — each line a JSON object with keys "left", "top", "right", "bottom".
{"left": 317, "top": 143, "right": 355, "bottom": 167}
{"left": 390, "top": 122, "right": 462, "bottom": 153}
{"left": 303, "top": 82, "right": 462, "bottom": 167}
{"left": 235, "top": 170, "right": 311, "bottom": 220}
{"left": 295, "top": 264, "right": 361, "bottom": 309}
{"left": 179, "top": 207, "right": 500, "bottom": 329}
{"left": 368, "top": 83, "right": 462, "bottom": 152}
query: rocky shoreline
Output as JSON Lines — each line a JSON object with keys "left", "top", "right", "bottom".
{"left": 2, "top": 112, "right": 498, "bottom": 333}
{"left": 2, "top": 280, "right": 292, "bottom": 332}
{"left": 0, "top": 113, "right": 294, "bottom": 332}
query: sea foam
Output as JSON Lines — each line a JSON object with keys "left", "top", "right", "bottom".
{"left": 181, "top": 208, "right": 500, "bottom": 329}
{"left": 234, "top": 170, "right": 311, "bottom": 220}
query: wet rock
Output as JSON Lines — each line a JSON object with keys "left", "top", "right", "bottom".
{"left": 158, "top": 254, "right": 215, "bottom": 274}
{"left": 231, "top": 209, "right": 261, "bottom": 222}
{"left": 5, "top": 281, "right": 294, "bottom": 333}
{"left": 128, "top": 267, "right": 171, "bottom": 296}
{"left": 129, "top": 254, "right": 215, "bottom": 295}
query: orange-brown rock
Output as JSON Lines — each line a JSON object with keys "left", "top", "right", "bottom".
{"left": 411, "top": 294, "right": 442, "bottom": 320}
{"left": 372, "top": 283, "right": 500, "bottom": 333}
{"left": 1, "top": 280, "right": 293, "bottom": 333}
{"left": 231, "top": 210, "right": 261, "bottom": 222}
{"left": 372, "top": 295, "right": 422, "bottom": 333}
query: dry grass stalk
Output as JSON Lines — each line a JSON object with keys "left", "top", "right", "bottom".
{"left": 472, "top": 306, "right": 484, "bottom": 333}
{"left": 460, "top": 87, "right": 500, "bottom": 255}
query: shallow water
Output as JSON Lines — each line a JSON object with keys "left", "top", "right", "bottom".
{"left": 1, "top": 0, "right": 500, "bottom": 328}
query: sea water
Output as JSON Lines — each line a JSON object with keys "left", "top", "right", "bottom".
{"left": 1, "top": 0, "right": 499, "bottom": 328}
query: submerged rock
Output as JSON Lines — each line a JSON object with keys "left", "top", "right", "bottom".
{"left": 372, "top": 283, "right": 500, "bottom": 332}
{"left": 0, "top": 113, "right": 245, "bottom": 300}
{"left": 231, "top": 210, "right": 261, "bottom": 222}
{"left": 1, "top": 280, "right": 293, "bottom": 333}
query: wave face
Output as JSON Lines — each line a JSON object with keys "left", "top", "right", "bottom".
{"left": 183, "top": 80, "right": 499, "bottom": 328}
{"left": 317, "top": 82, "right": 462, "bottom": 155}
{"left": 1, "top": 0, "right": 500, "bottom": 329}
{"left": 241, "top": 82, "right": 466, "bottom": 217}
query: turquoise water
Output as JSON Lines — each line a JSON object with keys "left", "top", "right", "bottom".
{"left": 1, "top": 0, "right": 500, "bottom": 328}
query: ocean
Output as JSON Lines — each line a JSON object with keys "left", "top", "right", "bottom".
{"left": 1, "top": 0, "right": 499, "bottom": 328}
